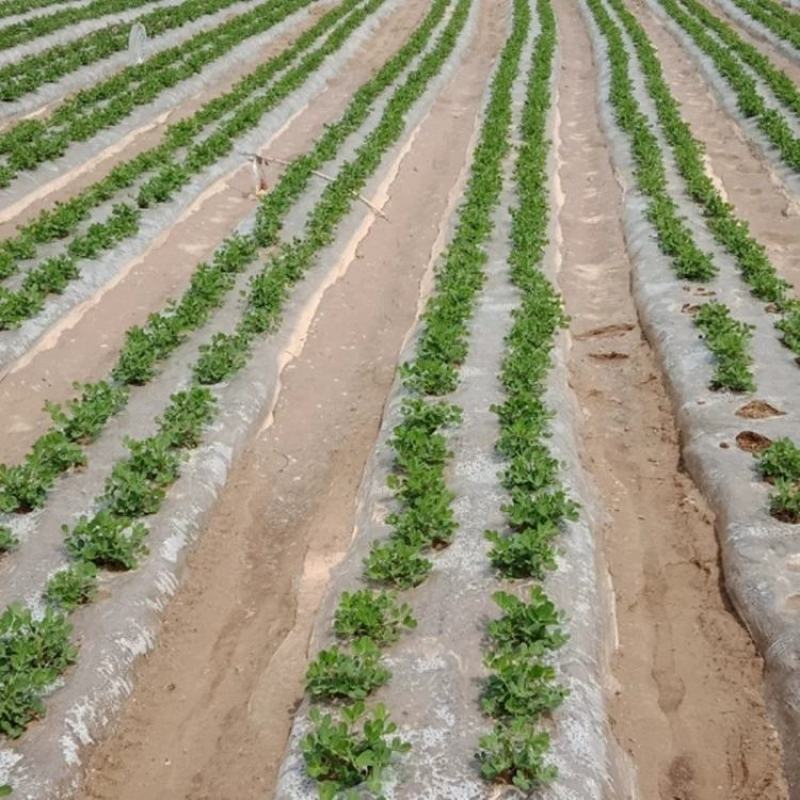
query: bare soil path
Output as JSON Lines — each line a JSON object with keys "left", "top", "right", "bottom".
{"left": 74, "top": 2, "right": 505, "bottom": 795}
{"left": 554, "top": 0, "right": 788, "bottom": 797}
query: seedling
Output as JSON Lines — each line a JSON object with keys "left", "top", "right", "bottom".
{"left": 103, "top": 435, "right": 182, "bottom": 517}
{"left": 334, "top": 590, "right": 416, "bottom": 646}
{"left": 778, "top": 306, "right": 800, "bottom": 354}
{"left": 398, "top": 397, "right": 462, "bottom": 433}
{"left": 502, "top": 488, "right": 579, "bottom": 531}
{"left": 485, "top": 525, "right": 557, "bottom": 579}
{"left": 0, "top": 431, "right": 85, "bottom": 512}
{"left": 44, "top": 562, "right": 98, "bottom": 610}
{"left": 390, "top": 423, "right": 451, "bottom": 472}
{"left": 46, "top": 382, "right": 128, "bottom": 444}
{"left": 32, "top": 431, "right": 87, "bottom": 475}
{"left": 305, "top": 639, "right": 390, "bottom": 701}
{"left": 363, "top": 540, "right": 432, "bottom": 589}
{"left": 500, "top": 448, "right": 560, "bottom": 493}
{"left": 477, "top": 720, "right": 557, "bottom": 790}
{"left": 758, "top": 438, "right": 800, "bottom": 483}
{"left": 481, "top": 646, "right": 566, "bottom": 719}
{"left": 769, "top": 480, "right": 800, "bottom": 523}
{"left": 64, "top": 512, "right": 148, "bottom": 570}
{"left": 0, "top": 526, "right": 18, "bottom": 554}
{"left": 0, "top": 464, "right": 47, "bottom": 514}
{"left": 302, "top": 702, "right": 410, "bottom": 799}
{"left": 385, "top": 495, "right": 456, "bottom": 549}
{"left": 0, "top": 605, "right": 76, "bottom": 737}
{"left": 488, "top": 587, "right": 567, "bottom": 654}
{"left": 193, "top": 332, "right": 249, "bottom": 384}
{"left": 695, "top": 303, "right": 755, "bottom": 392}
{"left": 158, "top": 388, "right": 216, "bottom": 448}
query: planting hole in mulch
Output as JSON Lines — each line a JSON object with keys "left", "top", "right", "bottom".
{"left": 783, "top": 594, "right": 800, "bottom": 611}
{"left": 772, "top": 507, "right": 800, "bottom": 525}
{"left": 735, "top": 431, "right": 773, "bottom": 453}
{"left": 736, "top": 400, "right": 785, "bottom": 419}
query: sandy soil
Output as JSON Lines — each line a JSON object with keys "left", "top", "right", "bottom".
{"left": 0, "top": 0, "right": 795, "bottom": 795}
{"left": 73, "top": 1, "right": 505, "bottom": 795}
{"left": 553, "top": 0, "right": 789, "bottom": 797}
{"left": 0, "top": 0, "right": 430, "bottom": 466}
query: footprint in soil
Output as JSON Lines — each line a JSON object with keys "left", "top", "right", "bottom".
{"left": 654, "top": 669, "right": 686, "bottom": 714}
{"left": 662, "top": 754, "right": 697, "bottom": 800}
{"left": 574, "top": 321, "right": 635, "bottom": 339}
{"left": 589, "top": 350, "right": 629, "bottom": 361}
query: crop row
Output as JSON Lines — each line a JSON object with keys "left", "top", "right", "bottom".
{"left": 590, "top": 0, "right": 717, "bottom": 281}
{"left": 758, "top": 437, "right": 800, "bottom": 522}
{"left": 585, "top": 0, "right": 760, "bottom": 393}
{"left": 0, "top": 0, "right": 250, "bottom": 101}
{"left": 0, "top": 0, "right": 412, "bottom": 556}
{"left": 585, "top": 1, "right": 711, "bottom": 283}
{"left": 0, "top": 0, "right": 373, "bottom": 327}
{"left": 299, "top": 0, "right": 539, "bottom": 794}
{"left": 723, "top": 0, "right": 800, "bottom": 51}
{"left": 674, "top": 0, "right": 800, "bottom": 120}
{"left": 476, "top": 0, "right": 570, "bottom": 788}
{"left": 591, "top": 0, "right": 800, "bottom": 521}
{"left": 0, "top": 0, "right": 77, "bottom": 21}
{"left": 0, "top": 0, "right": 177, "bottom": 52}
{"left": 653, "top": 0, "right": 800, "bottom": 171}
{"left": 0, "top": 0, "right": 465, "bottom": 746}
{"left": 0, "top": 0, "right": 464, "bottom": 523}
{"left": 603, "top": 0, "right": 800, "bottom": 370}
{"left": 0, "top": 0, "right": 315, "bottom": 178}
{"left": 0, "top": 0, "right": 401, "bottom": 521}
{"left": 694, "top": 303, "right": 755, "bottom": 391}
{"left": 0, "top": 0, "right": 365, "bottom": 267}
